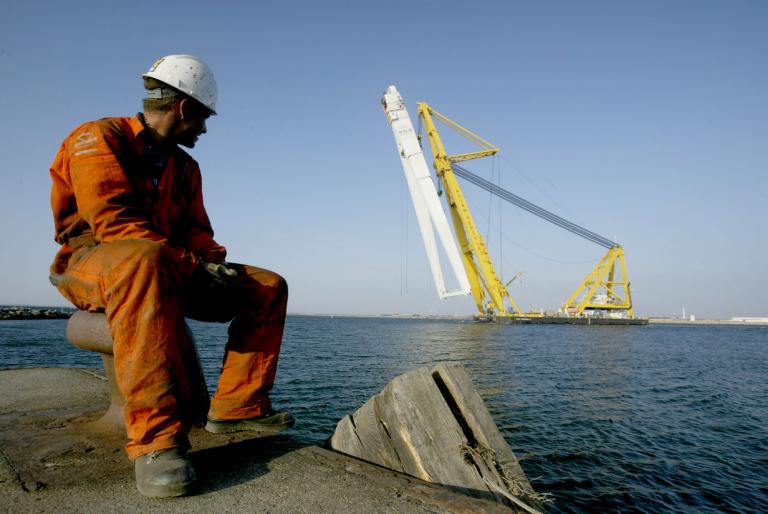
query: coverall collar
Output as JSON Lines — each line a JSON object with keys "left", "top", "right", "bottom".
{"left": 129, "top": 114, "right": 147, "bottom": 139}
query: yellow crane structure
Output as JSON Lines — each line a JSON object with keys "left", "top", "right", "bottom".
{"left": 562, "top": 246, "right": 633, "bottom": 318}
{"left": 417, "top": 103, "right": 525, "bottom": 318}
{"left": 384, "top": 87, "right": 637, "bottom": 322}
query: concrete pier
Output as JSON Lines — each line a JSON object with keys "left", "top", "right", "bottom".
{"left": 0, "top": 367, "right": 521, "bottom": 513}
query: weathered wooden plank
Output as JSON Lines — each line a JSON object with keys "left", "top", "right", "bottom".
{"left": 353, "top": 396, "right": 404, "bottom": 471}
{"left": 374, "top": 367, "right": 488, "bottom": 490}
{"left": 330, "top": 414, "right": 364, "bottom": 459}
{"left": 330, "top": 363, "right": 541, "bottom": 512}
{"left": 433, "top": 362, "right": 535, "bottom": 496}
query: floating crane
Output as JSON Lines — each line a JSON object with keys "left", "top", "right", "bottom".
{"left": 382, "top": 86, "right": 642, "bottom": 324}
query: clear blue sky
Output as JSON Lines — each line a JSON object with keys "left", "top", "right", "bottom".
{"left": 1, "top": 1, "right": 766, "bottom": 318}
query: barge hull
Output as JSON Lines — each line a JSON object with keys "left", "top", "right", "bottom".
{"left": 495, "top": 316, "right": 648, "bottom": 325}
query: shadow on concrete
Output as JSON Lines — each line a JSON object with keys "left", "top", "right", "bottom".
{"left": 191, "top": 433, "right": 309, "bottom": 495}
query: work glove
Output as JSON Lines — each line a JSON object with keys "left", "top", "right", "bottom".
{"left": 197, "top": 261, "right": 238, "bottom": 289}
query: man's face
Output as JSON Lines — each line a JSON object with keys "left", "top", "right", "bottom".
{"left": 175, "top": 99, "right": 211, "bottom": 148}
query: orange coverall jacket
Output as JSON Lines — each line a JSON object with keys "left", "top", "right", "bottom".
{"left": 49, "top": 115, "right": 287, "bottom": 460}
{"left": 50, "top": 115, "right": 226, "bottom": 275}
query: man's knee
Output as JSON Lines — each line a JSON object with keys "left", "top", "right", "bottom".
{"left": 240, "top": 266, "right": 288, "bottom": 303}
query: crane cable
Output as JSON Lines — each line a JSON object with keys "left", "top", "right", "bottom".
{"left": 451, "top": 163, "right": 617, "bottom": 249}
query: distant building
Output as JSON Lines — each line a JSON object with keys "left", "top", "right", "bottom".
{"left": 731, "top": 317, "right": 768, "bottom": 323}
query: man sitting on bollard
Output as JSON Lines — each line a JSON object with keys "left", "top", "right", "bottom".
{"left": 48, "top": 54, "right": 294, "bottom": 499}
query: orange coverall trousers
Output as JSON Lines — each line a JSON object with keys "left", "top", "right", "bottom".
{"left": 52, "top": 238, "right": 287, "bottom": 460}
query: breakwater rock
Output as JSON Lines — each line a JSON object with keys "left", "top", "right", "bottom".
{"left": 0, "top": 306, "right": 74, "bottom": 320}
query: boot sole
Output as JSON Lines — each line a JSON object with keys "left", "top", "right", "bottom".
{"left": 137, "top": 479, "right": 195, "bottom": 498}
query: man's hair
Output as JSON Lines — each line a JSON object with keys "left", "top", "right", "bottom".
{"left": 142, "top": 77, "right": 185, "bottom": 113}
{"left": 142, "top": 77, "right": 212, "bottom": 116}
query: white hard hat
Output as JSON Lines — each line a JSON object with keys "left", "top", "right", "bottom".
{"left": 143, "top": 55, "right": 218, "bottom": 114}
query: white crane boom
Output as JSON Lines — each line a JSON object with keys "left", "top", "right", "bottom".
{"left": 381, "top": 85, "right": 470, "bottom": 299}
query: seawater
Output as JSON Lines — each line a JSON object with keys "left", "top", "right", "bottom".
{"left": 1, "top": 316, "right": 766, "bottom": 513}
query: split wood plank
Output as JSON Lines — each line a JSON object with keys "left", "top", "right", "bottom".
{"left": 433, "top": 362, "right": 535, "bottom": 497}
{"left": 330, "top": 362, "right": 538, "bottom": 510}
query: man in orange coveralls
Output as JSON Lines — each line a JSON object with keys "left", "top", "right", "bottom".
{"left": 48, "top": 55, "right": 294, "bottom": 498}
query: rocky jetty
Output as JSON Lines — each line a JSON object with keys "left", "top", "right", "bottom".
{"left": 0, "top": 306, "right": 74, "bottom": 320}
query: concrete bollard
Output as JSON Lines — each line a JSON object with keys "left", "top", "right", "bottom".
{"left": 66, "top": 310, "right": 209, "bottom": 427}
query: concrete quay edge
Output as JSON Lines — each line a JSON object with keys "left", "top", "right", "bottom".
{"left": 0, "top": 367, "right": 520, "bottom": 513}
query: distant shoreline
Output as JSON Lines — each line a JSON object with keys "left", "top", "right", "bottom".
{"left": 2, "top": 306, "right": 766, "bottom": 327}
{"left": 647, "top": 318, "right": 768, "bottom": 327}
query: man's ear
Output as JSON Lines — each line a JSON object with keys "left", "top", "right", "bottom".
{"left": 177, "top": 98, "right": 188, "bottom": 120}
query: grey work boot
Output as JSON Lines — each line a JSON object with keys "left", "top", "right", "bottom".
{"left": 205, "top": 410, "right": 295, "bottom": 434}
{"left": 134, "top": 447, "right": 196, "bottom": 498}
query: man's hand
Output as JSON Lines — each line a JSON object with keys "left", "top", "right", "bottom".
{"left": 197, "top": 261, "right": 238, "bottom": 288}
